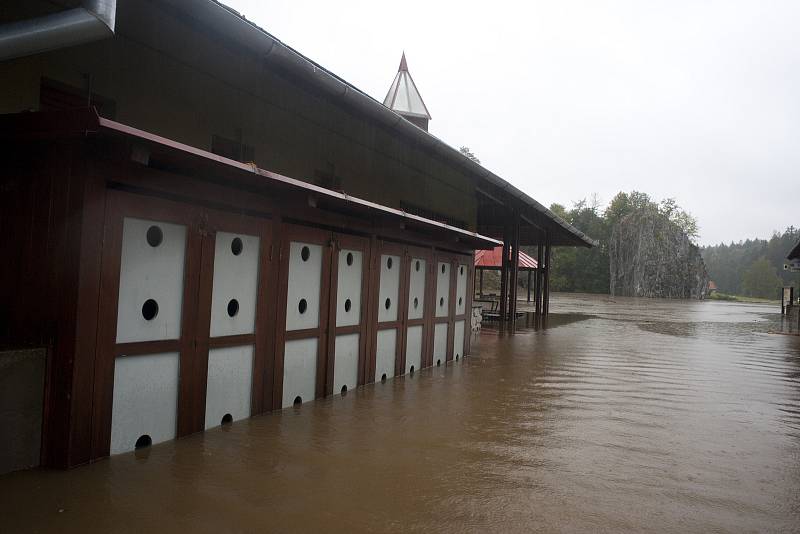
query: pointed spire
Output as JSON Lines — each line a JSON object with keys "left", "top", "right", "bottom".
{"left": 383, "top": 52, "right": 431, "bottom": 129}
{"left": 399, "top": 52, "right": 408, "bottom": 72}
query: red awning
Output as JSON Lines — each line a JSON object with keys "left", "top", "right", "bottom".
{"left": 474, "top": 246, "right": 538, "bottom": 269}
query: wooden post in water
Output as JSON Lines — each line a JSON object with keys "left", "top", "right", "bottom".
{"left": 499, "top": 225, "right": 510, "bottom": 322}
{"left": 527, "top": 270, "right": 532, "bottom": 302}
{"left": 535, "top": 244, "right": 543, "bottom": 319}
{"left": 510, "top": 213, "right": 521, "bottom": 331}
{"left": 543, "top": 238, "right": 552, "bottom": 316}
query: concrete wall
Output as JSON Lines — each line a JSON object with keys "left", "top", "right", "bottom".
{"left": 0, "top": 349, "right": 45, "bottom": 474}
{"left": 0, "top": 0, "right": 477, "bottom": 228}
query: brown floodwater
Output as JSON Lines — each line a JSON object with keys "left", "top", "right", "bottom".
{"left": 1, "top": 294, "right": 799, "bottom": 533}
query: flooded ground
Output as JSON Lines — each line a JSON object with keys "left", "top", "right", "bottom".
{"left": 1, "top": 294, "right": 799, "bottom": 533}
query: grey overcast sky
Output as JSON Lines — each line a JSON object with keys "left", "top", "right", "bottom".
{"left": 226, "top": 0, "right": 799, "bottom": 246}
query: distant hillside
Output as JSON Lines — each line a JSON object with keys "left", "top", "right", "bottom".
{"left": 701, "top": 228, "right": 799, "bottom": 299}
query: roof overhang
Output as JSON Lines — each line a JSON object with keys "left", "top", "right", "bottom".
{"left": 1, "top": 109, "right": 501, "bottom": 251}
{"left": 154, "top": 0, "right": 595, "bottom": 248}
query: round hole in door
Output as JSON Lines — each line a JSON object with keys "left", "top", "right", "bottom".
{"left": 439, "top": 297, "right": 444, "bottom": 308}
{"left": 301, "top": 246, "right": 310, "bottom": 262}
{"left": 231, "top": 237, "right": 243, "bottom": 256}
{"left": 458, "top": 297, "right": 463, "bottom": 306}
{"left": 460, "top": 266, "right": 464, "bottom": 276}
{"left": 221, "top": 413, "right": 233, "bottom": 426}
{"left": 436, "top": 359, "right": 441, "bottom": 367}
{"left": 346, "top": 252, "right": 353, "bottom": 266}
{"left": 142, "top": 299, "right": 159, "bottom": 321}
{"left": 387, "top": 257, "right": 393, "bottom": 269}
{"left": 385, "top": 298, "right": 391, "bottom": 310}
{"left": 293, "top": 396, "right": 302, "bottom": 406}
{"left": 413, "top": 297, "right": 419, "bottom": 309}
{"left": 135, "top": 434, "right": 152, "bottom": 449}
{"left": 415, "top": 260, "right": 420, "bottom": 272}
{"left": 381, "top": 373, "right": 387, "bottom": 383}
{"left": 341, "top": 385, "right": 348, "bottom": 395}
{"left": 227, "top": 299, "right": 239, "bottom": 317}
{"left": 409, "top": 365, "right": 415, "bottom": 374}
{"left": 298, "top": 299, "right": 308, "bottom": 314}
{"left": 441, "top": 264, "right": 446, "bottom": 274}
{"left": 344, "top": 299, "right": 352, "bottom": 312}
{"left": 146, "top": 225, "right": 163, "bottom": 247}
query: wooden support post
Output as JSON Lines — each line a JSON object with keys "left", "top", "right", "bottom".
{"left": 527, "top": 269, "right": 532, "bottom": 302}
{"left": 510, "top": 214, "right": 520, "bottom": 331}
{"left": 543, "top": 239, "right": 552, "bottom": 316}
{"left": 499, "top": 226, "right": 510, "bottom": 322}
{"left": 535, "top": 244, "right": 543, "bottom": 318}
{"left": 479, "top": 268, "right": 484, "bottom": 297}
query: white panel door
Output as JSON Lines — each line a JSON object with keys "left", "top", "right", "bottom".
{"left": 336, "top": 249, "right": 362, "bottom": 327}
{"left": 405, "top": 325, "right": 423, "bottom": 374}
{"left": 375, "top": 329, "right": 397, "bottom": 382}
{"left": 205, "top": 345, "right": 253, "bottom": 429}
{"left": 282, "top": 338, "right": 318, "bottom": 408}
{"left": 285, "top": 242, "right": 323, "bottom": 331}
{"left": 116, "top": 218, "right": 187, "bottom": 343}
{"left": 407, "top": 258, "right": 426, "bottom": 320}
{"left": 333, "top": 246, "right": 364, "bottom": 395}
{"left": 433, "top": 323, "right": 448, "bottom": 367}
{"left": 333, "top": 334, "right": 359, "bottom": 394}
{"left": 110, "top": 352, "right": 179, "bottom": 455}
{"left": 283, "top": 240, "right": 324, "bottom": 407}
{"left": 455, "top": 263, "right": 468, "bottom": 316}
{"left": 435, "top": 261, "right": 450, "bottom": 318}
{"left": 377, "top": 254, "right": 401, "bottom": 322}
{"left": 209, "top": 232, "right": 260, "bottom": 337}
{"left": 453, "top": 320, "right": 466, "bottom": 361}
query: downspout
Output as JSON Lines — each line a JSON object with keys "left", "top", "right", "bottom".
{"left": 0, "top": 0, "right": 116, "bottom": 61}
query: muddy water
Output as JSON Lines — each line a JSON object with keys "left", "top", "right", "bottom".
{"left": 1, "top": 294, "right": 799, "bottom": 533}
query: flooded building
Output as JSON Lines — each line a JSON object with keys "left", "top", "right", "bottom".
{"left": 0, "top": 0, "right": 593, "bottom": 472}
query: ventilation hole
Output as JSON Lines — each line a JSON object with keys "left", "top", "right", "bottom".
{"left": 441, "top": 264, "right": 446, "bottom": 274}
{"left": 415, "top": 260, "right": 420, "bottom": 272}
{"left": 458, "top": 297, "right": 463, "bottom": 306}
{"left": 298, "top": 299, "right": 307, "bottom": 314}
{"left": 135, "top": 434, "right": 152, "bottom": 450}
{"left": 439, "top": 297, "right": 444, "bottom": 307}
{"left": 413, "top": 297, "right": 419, "bottom": 309}
{"left": 381, "top": 373, "right": 387, "bottom": 382}
{"left": 410, "top": 365, "right": 415, "bottom": 374}
{"left": 460, "top": 266, "right": 464, "bottom": 276}
{"left": 385, "top": 298, "right": 391, "bottom": 310}
{"left": 141, "top": 299, "right": 159, "bottom": 321}
{"left": 293, "top": 396, "right": 302, "bottom": 406}
{"left": 346, "top": 252, "right": 354, "bottom": 266}
{"left": 341, "top": 385, "right": 348, "bottom": 394}
{"left": 146, "top": 225, "right": 163, "bottom": 247}
{"left": 231, "top": 237, "right": 243, "bottom": 256}
{"left": 387, "top": 257, "right": 393, "bottom": 269}
{"left": 221, "top": 413, "right": 233, "bottom": 425}
{"left": 301, "top": 246, "right": 310, "bottom": 262}
{"left": 227, "top": 299, "right": 239, "bottom": 317}
{"left": 436, "top": 359, "right": 442, "bottom": 367}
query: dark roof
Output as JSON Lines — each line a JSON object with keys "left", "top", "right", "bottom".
{"left": 788, "top": 237, "right": 800, "bottom": 261}
{"left": 1, "top": 109, "right": 501, "bottom": 251}
{"left": 160, "top": 0, "right": 595, "bottom": 248}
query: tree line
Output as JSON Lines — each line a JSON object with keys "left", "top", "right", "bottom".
{"left": 700, "top": 228, "right": 799, "bottom": 299}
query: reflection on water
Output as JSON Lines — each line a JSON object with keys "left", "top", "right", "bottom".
{"left": 1, "top": 294, "right": 799, "bottom": 532}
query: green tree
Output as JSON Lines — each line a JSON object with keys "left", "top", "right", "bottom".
{"left": 741, "top": 256, "right": 783, "bottom": 299}
{"left": 458, "top": 146, "right": 480, "bottom": 164}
